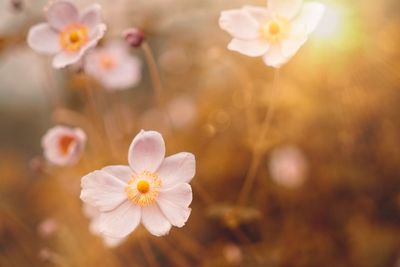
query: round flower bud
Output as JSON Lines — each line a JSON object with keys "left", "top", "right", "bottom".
{"left": 122, "top": 28, "right": 145, "bottom": 48}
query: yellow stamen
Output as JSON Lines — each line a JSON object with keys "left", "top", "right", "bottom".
{"left": 269, "top": 22, "right": 280, "bottom": 35}
{"left": 59, "top": 24, "right": 89, "bottom": 52}
{"left": 259, "top": 18, "right": 291, "bottom": 43}
{"left": 137, "top": 180, "right": 150, "bottom": 194}
{"left": 125, "top": 171, "right": 162, "bottom": 206}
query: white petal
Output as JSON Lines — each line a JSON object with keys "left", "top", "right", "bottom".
{"left": 219, "top": 9, "right": 259, "bottom": 40}
{"left": 281, "top": 35, "right": 307, "bottom": 58}
{"left": 268, "top": 0, "right": 303, "bottom": 19}
{"left": 242, "top": 5, "right": 270, "bottom": 23}
{"left": 80, "top": 170, "right": 127, "bottom": 212}
{"left": 142, "top": 204, "right": 172, "bottom": 236}
{"left": 52, "top": 51, "right": 81, "bottom": 69}
{"left": 46, "top": 0, "right": 79, "bottom": 30}
{"left": 157, "top": 152, "right": 196, "bottom": 188}
{"left": 80, "top": 4, "right": 102, "bottom": 30}
{"left": 128, "top": 130, "right": 165, "bottom": 173}
{"left": 262, "top": 44, "right": 289, "bottom": 68}
{"left": 98, "top": 201, "right": 141, "bottom": 238}
{"left": 102, "top": 165, "right": 133, "bottom": 183}
{"left": 294, "top": 2, "right": 325, "bottom": 34}
{"left": 103, "top": 236, "right": 125, "bottom": 248}
{"left": 157, "top": 183, "right": 192, "bottom": 227}
{"left": 27, "top": 23, "right": 60, "bottom": 55}
{"left": 228, "top": 38, "right": 270, "bottom": 57}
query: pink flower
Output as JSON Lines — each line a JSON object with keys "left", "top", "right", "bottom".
{"left": 41, "top": 125, "right": 86, "bottom": 166}
{"left": 84, "top": 41, "right": 142, "bottom": 90}
{"left": 268, "top": 145, "right": 308, "bottom": 188}
{"left": 83, "top": 204, "right": 125, "bottom": 247}
{"left": 38, "top": 218, "right": 58, "bottom": 238}
{"left": 27, "top": 0, "right": 106, "bottom": 68}
{"left": 219, "top": 0, "right": 324, "bottom": 68}
{"left": 80, "top": 130, "right": 196, "bottom": 237}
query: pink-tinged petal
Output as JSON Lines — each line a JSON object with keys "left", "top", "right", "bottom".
{"left": 228, "top": 38, "right": 270, "bottom": 57}
{"left": 294, "top": 2, "right": 325, "bottom": 34}
{"left": 128, "top": 130, "right": 165, "bottom": 173}
{"left": 242, "top": 5, "right": 270, "bottom": 23}
{"left": 141, "top": 204, "right": 172, "bottom": 236}
{"left": 219, "top": 9, "right": 259, "bottom": 40}
{"left": 27, "top": 23, "right": 60, "bottom": 55}
{"left": 103, "top": 236, "right": 125, "bottom": 248}
{"left": 52, "top": 51, "right": 81, "bottom": 68}
{"left": 157, "top": 152, "right": 196, "bottom": 188}
{"left": 157, "top": 183, "right": 192, "bottom": 227}
{"left": 98, "top": 201, "right": 141, "bottom": 238}
{"left": 262, "top": 44, "right": 289, "bottom": 68}
{"left": 268, "top": 0, "right": 303, "bottom": 19}
{"left": 102, "top": 165, "right": 133, "bottom": 183}
{"left": 281, "top": 34, "right": 307, "bottom": 58}
{"left": 46, "top": 0, "right": 79, "bottom": 30}
{"left": 52, "top": 23, "right": 106, "bottom": 68}
{"left": 80, "top": 170, "right": 127, "bottom": 212}
{"left": 80, "top": 4, "right": 102, "bottom": 30}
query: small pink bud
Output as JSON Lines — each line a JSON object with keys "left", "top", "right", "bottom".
{"left": 123, "top": 28, "right": 145, "bottom": 48}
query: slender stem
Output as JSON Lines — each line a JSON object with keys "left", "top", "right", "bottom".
{"left": 41, "top": 58, "right": 62, "bottom": 111}
{"left": 151, "top": 237, "right": 192, "bottom": 267}
{"left": 237, "top": 69, "right": 280, "bottom": 206}
{"left": 142, "top": 42, "right": 164, "bottom": 106}
{"left": 139, "top": 237, "right": 161, "bottom": 267}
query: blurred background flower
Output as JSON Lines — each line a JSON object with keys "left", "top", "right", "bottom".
{"left": 0, "top": 0, "right": 400, "bottom": 267}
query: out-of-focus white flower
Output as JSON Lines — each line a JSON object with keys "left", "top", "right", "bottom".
{"left": 38, "top": 218, "right": 58, "bottom": 238}
{"left": 268, "top": 145, "right": 308, "bottom": 188}
{"left": 84, "top": 41, "right": 141, "bottom": 90}
{"left": 41, "top": 125, "right": 86, "bottom": 166}
{"left": 167, "top": 95, "right": 197, "bottom": 129}
{"left": 83, "top": 204, "right": 125, "bottom": 247}
{"left": 219, "top": 0, "right": 324, "bottom": 68}
{"left": 80, "top": 130, "right": 196, "bottom": 238}
{"left": 223, "top": 244, "right": 243, "bottom": 265}
{"left": 27, "top": 0, "right": 106, "bottom": 68}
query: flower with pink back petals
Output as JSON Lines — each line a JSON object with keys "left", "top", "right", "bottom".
{"left": 27, "top": 0, "right": 106, "bottom": 68}
{"left": 219, "top": 0, "right": 325, "bottom": 68}
{"left": 80, "top": 130, "right": 196, "bottom": 237}
{"left": 84, "top": 41, "right": 142, "bottom": 90}
{"left": 42, "top": 125, "right": 86, "bottom": 166}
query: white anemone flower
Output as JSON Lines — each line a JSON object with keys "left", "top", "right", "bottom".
{"left": 80, "top": 130, "right": 196, "bottom": 237}
{"left": 219, "top": 0, "right": 325, "bottom": 67}
{"left": 27, "top": 0, "right": 106, "bottom": 68}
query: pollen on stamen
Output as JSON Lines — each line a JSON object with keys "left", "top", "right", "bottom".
{"left": 269, "top": 22, "right": 280, "bottom": 35}
{"left": 137, "top": 180, "right": 150, "bottom": 194}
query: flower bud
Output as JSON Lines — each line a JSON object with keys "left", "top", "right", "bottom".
{"left": 123, "top": 28, "right": 145, "bottom": 48}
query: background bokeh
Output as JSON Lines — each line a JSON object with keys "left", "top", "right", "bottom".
{"left": 1, "top": 0, "right": 400, "bottom": 266}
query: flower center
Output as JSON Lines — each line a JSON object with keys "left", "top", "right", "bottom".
{"left": 98, "top": 54, "right": 117, "bottom": 70}
{"left": 59, "top": 24, "right": 89, "bottom": 53}
{"left": 125, "top": 171, "right": 162, "bottom": 206}
{"left": 259, "top": 17, "right": 291, "bottom": 43}
{"left": 269, "top": 22, "right": 280, "bottom": 35}
{"left": 137, "top": 180, "right": 150, "bottom": 194}
{"left": 58, "top": 135, "right": 75, "bottom": 155}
